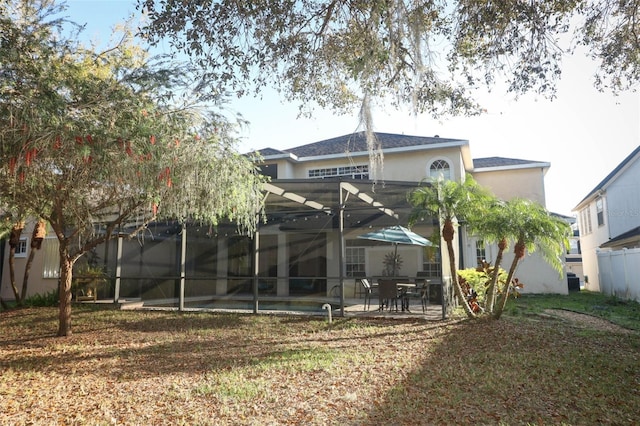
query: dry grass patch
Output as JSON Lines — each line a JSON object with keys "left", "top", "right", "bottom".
{"left": 1, "top": 305, "right": 639, "bottom": 425}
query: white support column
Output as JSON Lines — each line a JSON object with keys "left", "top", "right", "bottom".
{"left": 113, "top": 235, "right": 123, "bottom": 303}
{"left": 179, "top": 223, "right": 187, "bottom": 311}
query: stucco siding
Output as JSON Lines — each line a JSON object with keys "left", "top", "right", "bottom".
{"left": 0, "top": 222, "right": 58, "bottom": 301}
{"left": 473, "top": 168, "right": 546, "bottom": 205}
{"left": 278, "top": 147, "right": 465, "bottom": 182}
{"left": 604, "top": 165, "right": 640, "bottom": 238}
{"left": 501, "top": 251, "right": 568, "bottom": 294}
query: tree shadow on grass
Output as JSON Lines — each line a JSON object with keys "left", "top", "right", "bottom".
{"left": 0, "top": 307, "right": 448, "bottom": 380}
{"left": 361, "top": 317, "right": 640, "bottom": 425}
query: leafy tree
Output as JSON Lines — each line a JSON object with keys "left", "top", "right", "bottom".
{"left": 138, "top": 0, "right": 639, "bottom": 151}
{"left": 0, "top": 0, "right": 265, "bottom": 336}
{"left": 408, "top": 174, "right": 491, "bottom": 318}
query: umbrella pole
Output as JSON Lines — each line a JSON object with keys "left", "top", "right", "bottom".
{"left": 393, "top": 243, "right": 398, "bottom": 276}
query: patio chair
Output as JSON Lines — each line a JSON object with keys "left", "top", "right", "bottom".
{"left": 378, "top": 279, "right": 399, "bottom": 312}
{"left": 419, "top": 284, "right": 429, "bottom": 313}
{"left": 358, "top": 278, "right": 372, "bottom": 311}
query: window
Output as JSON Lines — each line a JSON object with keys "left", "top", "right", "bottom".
{"left": 596, "top": 197, "right": 604, "bottom": 227}
{"left": 475, "top": 240, "right": 486, "bottom": 266}
{"left": 581, "top": 206, "right": 592, "bottom": 235}
{"left": 429, "top": 159, "right": 451, "bottom": 180}
{"left": 422, "top": 249, "right": 442, "bottom": 278}
{"left": 42, "top": 237, "right": 60, "bottom": 279}
{"left": 259, "top": 163, "right": 278, "bottom": 179}
{"left": 308, "top": 165, "right": 369, "bottom": 179}
{"left": 346, "top": 247, "right": 366, "bottom": 277}
{"left": 15, "top": 237, "right": 28, "bottom": 258}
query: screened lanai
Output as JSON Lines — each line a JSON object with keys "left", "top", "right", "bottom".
{"left": 85, "top": 178, "right": 443, "bottom": 315}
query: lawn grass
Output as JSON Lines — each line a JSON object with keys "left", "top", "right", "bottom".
{"left": 1, "top": 292, "right": 639, "bottom": 425}
{"left": 509, "top": 290, "right": 640, "bottom": 330}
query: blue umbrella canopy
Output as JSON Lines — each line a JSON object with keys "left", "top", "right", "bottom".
{"left": 357, "top": 225, "right": 434, "bottom": 247}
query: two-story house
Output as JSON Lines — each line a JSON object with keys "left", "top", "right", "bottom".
{"left": 1, "top": 132, "right": 568, "bottom": 311}
{"left": 573, "top": 145, "right": 640, "bottom": 299}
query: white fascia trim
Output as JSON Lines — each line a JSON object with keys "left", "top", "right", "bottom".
{"left": 473, "top": 162, "right": 551, "bottom": 173}
{"left": 293, "top": 140, "right": 469, "bottom": 163}
{"left": 262, "top": 152, "right": 299, "bottom": 162}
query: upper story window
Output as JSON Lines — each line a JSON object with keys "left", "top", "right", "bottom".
{"left": 308, "top": 165, "right": 369, "bottom": 179}
{"left": 596, "top": 197, "right": 605, "bottom": 227}
{"left": 580, "top": 206, "right": 593, "bottom": 235}
{"left": 429, "top": 159, "right": 451, "bottom": 180}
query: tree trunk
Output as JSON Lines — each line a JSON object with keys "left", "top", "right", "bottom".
{"left": 7, "top": 245, "right": 20, "bottom": 303}
{"left": 443, "top": 219, "right": 475, "bottom": 318}
{"left": 20, "top": 220, "right": 45, "bottom": 304}
{"left": 8, "top": 222, "right": 25, "bottom": 304}
{"left": 20, "top": 247, "right": 37, "bottom": 304}
{"left": 493, "top": 239, "right": 524, "bottom": 320}
{"left": 484, "top": 237, "right": 507, "bottom": 313}
{"left": 57, "top": 258, "right": 74, "bottom": 337}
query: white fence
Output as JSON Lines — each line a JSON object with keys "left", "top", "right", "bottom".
{"left": 597, "top": 248, "right": 640, "bottom": 302}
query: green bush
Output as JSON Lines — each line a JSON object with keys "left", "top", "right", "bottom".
{"left": 457, "top": 266, "right": 508, "bottom": 303}
{"left": 24, "top": 290, "right": 59, "bottom": 307}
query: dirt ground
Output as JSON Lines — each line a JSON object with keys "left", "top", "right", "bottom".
{"left": 543, "top": 309, "right": 635, "bottom": 334}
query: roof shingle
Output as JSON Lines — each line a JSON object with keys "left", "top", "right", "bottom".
{"left": 255, "top": 132, "right": 466, "bottom": 158}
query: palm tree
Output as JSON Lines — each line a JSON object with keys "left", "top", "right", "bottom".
{"left": 466, "top": 198, "right": 509, "bottom": 313}
{"left": 491, "top": 199, "right": 571, "bottom": 319}
{"left": 408, "top": 174, "right": 491, "bottom": 318}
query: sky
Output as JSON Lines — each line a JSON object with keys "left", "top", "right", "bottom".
{"left": 63, "top": 0, "right": 640, "bottom": 217}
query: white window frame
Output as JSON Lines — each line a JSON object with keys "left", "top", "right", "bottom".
{"left": 475, "top": 240, "right": 486, "bottom": 266}
{"left": 581, "top": 206, "right": 593, "bottom": 235}
{"left": 308, "top": 165, "right": 369, "bottom": 179}
{"left": 428, "top": 158, "right": 452, "bottom": 180}
{"left": 15, "top": 237, "right": 28, "bottom": 258}
{"left": 596, "top": 197, "right": 605, "bottom": 227}
{"left": 345, "top": 247, "right": 366, "bottom": 277}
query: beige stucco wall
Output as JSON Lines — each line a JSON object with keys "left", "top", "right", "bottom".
{"left": 502, "top": 250, "right": 568, "bottom": 295}
{"left": 279, "top": 146, "right": 466, "bottom": 182}
{"left": 575, "top": 196, "right": 613, "bottom": 291}
{"left": 473, "top": 167, "right": 547, "bottom": 205}
{"left": 0, "top": 221, "right": 58, "bottom": 302}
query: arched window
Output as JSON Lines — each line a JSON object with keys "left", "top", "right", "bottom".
{"left": 429, "top": 159, "right": 451, "bottom": 180}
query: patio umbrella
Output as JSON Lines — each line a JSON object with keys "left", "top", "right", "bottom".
{"left": 357, "top": 225, "right": 435, "bottom": 275}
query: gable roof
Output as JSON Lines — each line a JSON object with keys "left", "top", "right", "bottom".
{"left": 574, "top": 145, "right": 640, "bottom": 210}
{"left": 253, "top": 132, "right": 468, "bottom": 160}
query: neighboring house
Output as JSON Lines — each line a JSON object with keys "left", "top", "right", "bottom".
{"left": 563, "top": 216, "right": 584, "bottom": 284}
{"left": 573, "top": 145, "right": 640, "bottom": 300}
{"left": 1, "top": 132, "right": 568, "bottom": 308}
